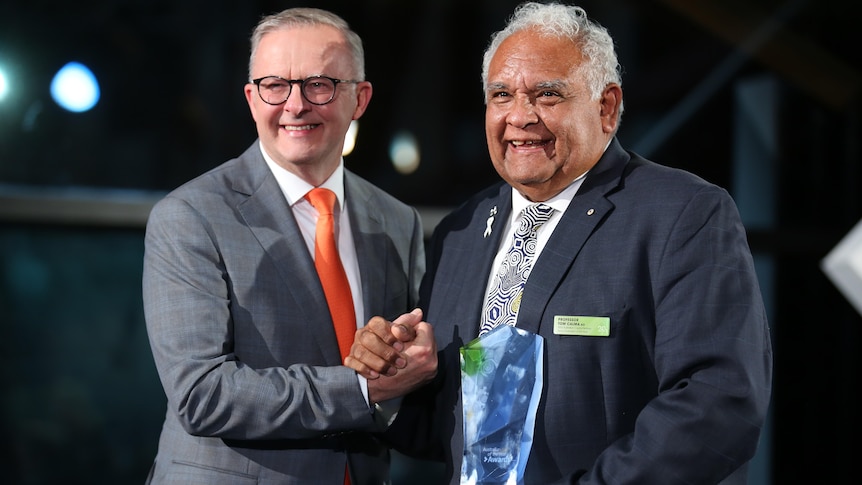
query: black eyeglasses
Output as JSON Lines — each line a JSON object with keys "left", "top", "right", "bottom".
{"left": 251, "top": 75, "right": 360, "bottom": 106}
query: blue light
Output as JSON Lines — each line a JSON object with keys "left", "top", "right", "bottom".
{"left": 50, "top": 61, "right": 100, "bottom": 112}
{"left": 0, "top": 67, "right": 8, "bottom": 101}
{"left": 389, "top": 131, "right": 420, "bottom": 174}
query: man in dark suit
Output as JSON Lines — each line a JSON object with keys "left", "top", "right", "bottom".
{"left": 347, "top": 2, "right": 773, "bottom": 483}
{"left": 142, "top": 7, "right": 435, "bottom": 484}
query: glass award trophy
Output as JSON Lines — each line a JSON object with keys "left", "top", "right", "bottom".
{"left": 460, "top": 325, "right": 544, "bottom": 485}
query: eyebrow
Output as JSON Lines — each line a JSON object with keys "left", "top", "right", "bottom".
{"left": 536, "top": 79, "right": 567, "bottom": 90}
{"left": 486, "top": 79, "right": 568, "bottom": 91}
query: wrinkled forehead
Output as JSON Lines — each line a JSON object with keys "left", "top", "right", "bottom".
{"left": 487, "top": 30, "right": 585, "bottom": 89}
{"left": 252, "top": 25, "right": 354, "bottom": 76}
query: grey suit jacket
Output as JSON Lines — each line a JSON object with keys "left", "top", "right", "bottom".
{"left": 388, "top": 138, "right": 773, "bottom": 484}
{"left": 143, "top": 142, "right": 424, "bottom": 484}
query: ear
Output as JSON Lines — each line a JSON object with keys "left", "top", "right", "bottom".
{"left": 600, "top": 83, "right": 622, "bottom": 134}
{"left": 352, "top": 81, "right": 373, "bottom": 120}
{"left": 244, "top": 83, "right": 258, "bottom": 119}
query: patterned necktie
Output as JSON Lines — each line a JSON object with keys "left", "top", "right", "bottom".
{"left": 305, "top": 188, "right": 356, "bottom": 360}
{"left": 480, "top": 203, "right": 555, "bottom": 336}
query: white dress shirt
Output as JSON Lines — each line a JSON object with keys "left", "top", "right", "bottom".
{"left": 261, "top": 145, "right": 365, "bottom": 329}
{"left": 260, "top": 144, "right": 382, "bottom": 412}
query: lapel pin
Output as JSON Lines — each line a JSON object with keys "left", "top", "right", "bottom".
{"left": 484, "top": 206, "right": 498, "bottom": 238}
{"left": 587, "top": 208, "right": 595, "bottom": 216}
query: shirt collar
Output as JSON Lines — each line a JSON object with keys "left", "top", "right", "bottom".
{"left": 259, "top": 141, "right": 346, "bottom": 209}
{"left": 510, "top": 170, "right": 588, "bottom": 218}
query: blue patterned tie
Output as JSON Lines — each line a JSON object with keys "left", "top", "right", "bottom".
{"left": 480, "top": 203, "right": 555, "bottom": 336}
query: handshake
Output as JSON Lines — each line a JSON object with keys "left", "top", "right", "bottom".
{"left": 344, "top": 308, "right": 439, "bottom": 403}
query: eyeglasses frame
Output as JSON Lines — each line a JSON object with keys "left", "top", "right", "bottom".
{"left": 250, "top": 75, "right": 361, "bottom": 106}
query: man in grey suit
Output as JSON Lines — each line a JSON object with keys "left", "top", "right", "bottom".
{"left": 143, "top": 7, "right": 435, "bottom": 484}
{"left": 348, "top": 3, "right": 773, "bottom": 484}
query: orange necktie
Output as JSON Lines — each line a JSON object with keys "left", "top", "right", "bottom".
{"left": 307, "top": 188, "right": 355, "bottom": 485}
{"left": 306, "top": 187, "right": 356, "bottom": 360}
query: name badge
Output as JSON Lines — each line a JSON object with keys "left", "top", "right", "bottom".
{"left": 553, "top": 315, "right": 610, "bottom": 337}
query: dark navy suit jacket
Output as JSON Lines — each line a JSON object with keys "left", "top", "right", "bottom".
{"left": 387, "top": 138, "right": 773, "bottom": 484}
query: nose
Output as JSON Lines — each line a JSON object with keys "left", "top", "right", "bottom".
{"left": 507, "top": 94, "right": 538, "bottom": 128}
{"left": 283, "top": 83, "right": 310, "bottom": 114}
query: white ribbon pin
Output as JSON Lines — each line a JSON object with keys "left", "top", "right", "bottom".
{"left": 483, "top": 206, "right": 498, "bottom": 238}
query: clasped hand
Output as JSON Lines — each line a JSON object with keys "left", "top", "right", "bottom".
{"left": 345, "top": 308, "right": 437, "bottom": 403}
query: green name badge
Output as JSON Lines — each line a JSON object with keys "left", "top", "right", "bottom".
{"left": 553, "top": 315, "right": 610, "bottom": 337}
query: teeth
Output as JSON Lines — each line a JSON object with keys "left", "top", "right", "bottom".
{"left": 511, "top": 140, "right": 540, "bottom": 146}
{"left": 284, "top": 124, "right": 316, "bottom": 131}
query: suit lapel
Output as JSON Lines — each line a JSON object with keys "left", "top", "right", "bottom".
{"left": 516, "top": 139, "right": 629, "bottom": 335}
{"left": 439, "top": 184, "right": 513, "bottom": 341}
{"left": 516, "top": 191, "right": 614, "bottom": 335}
{"left": 344, "top": 171, "right": 386, "bottom": 322}
{"left": 233, "top": 143, "right": 343, "bottom": 365}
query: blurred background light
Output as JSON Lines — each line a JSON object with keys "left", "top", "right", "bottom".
{"left": 0, "top": 67, "right": 8, "bottom": 101}
{"left": 389, "top": 130, "right": 420, "bottom": 175}
{"left": 50, "top": 61, "right": 100, "bottom": 113}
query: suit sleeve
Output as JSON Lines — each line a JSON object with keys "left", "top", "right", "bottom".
{"left": 142, "top": 195, "right": 380, "bottom": 441}
{"left": 578, "top": 186, "right": 773, "bottom": 484}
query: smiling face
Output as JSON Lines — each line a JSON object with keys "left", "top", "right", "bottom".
{"left": 244, "top": 25, "right": 372, "bottom": 185}
{"left": 484, "top": 28, "right": 621, "bottom": 202}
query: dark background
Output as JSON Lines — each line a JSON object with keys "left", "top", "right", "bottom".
{"left": 1, "top": 0, "right": 859, "bottom": 483}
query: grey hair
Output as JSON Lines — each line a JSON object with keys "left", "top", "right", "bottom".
{"left": 481, "top": 2, "right": 622, "bottom": 110}
{"left": 248, "top": 8, "right": 365, "bottom": 81}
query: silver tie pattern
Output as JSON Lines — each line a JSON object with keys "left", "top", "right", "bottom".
{"left": 480, "top": 203, "right": 555, "bottom": 336}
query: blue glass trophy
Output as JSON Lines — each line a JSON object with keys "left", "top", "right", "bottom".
{"left": 460, "top": 325, "right": 544, "bottom": 485}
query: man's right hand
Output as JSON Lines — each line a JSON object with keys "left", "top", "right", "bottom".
{"left": 345, "top": 308, "right": 437, "bottom": 403}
